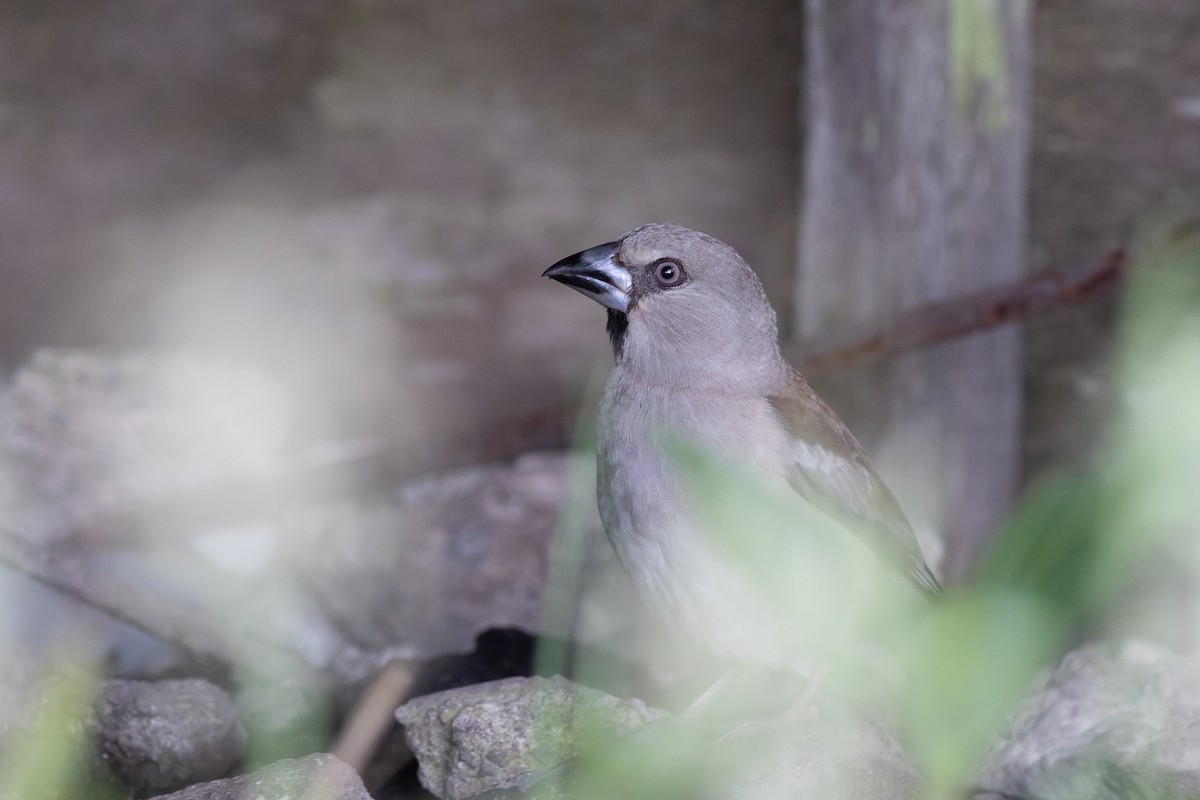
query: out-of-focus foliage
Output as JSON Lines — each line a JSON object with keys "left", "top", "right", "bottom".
{"left": 0, "top": 672, "right": 93, "bottom": 800}
{"left": 0, "top": 639, "right": 122, "bottom": 800}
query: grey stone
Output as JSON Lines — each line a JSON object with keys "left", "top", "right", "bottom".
{"left": 398, "top": 670, "right": 926, "bottom": 800}
{"left": 976, "top": 641, "right": 1200, "bottom": 800}
{"left": 149, "top": 753, "right": 369, "bottom": 800}
{"left": 396, "top": 675, "right": 663, "bottom": 800}
{"left": 95, "top": 678, "right": 247, "bottom": 796}
{"left": 301, "top": 448, "right": 695, "bottom": 698}
{"left": 302, "top": 452, "right": 576, "bottom": 656}
{"left": 0, "top": 351, "right": 606, "bottom": 690}
{"left": 0, "top": 349, "right": 291, "bottom": 544}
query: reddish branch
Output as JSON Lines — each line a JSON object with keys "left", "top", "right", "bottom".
{"left": 786, "top": 248, "right": 1128, "bottom": 372}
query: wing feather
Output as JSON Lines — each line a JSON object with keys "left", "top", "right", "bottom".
{"left": 769, "top": 370, "right": 943, "bottom": 597}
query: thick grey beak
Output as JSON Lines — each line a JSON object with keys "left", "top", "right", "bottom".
{"left": 542, "top": 241, "right": 631, "bottom": 313}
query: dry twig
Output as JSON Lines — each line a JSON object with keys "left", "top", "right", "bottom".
{"left": 787, "top": 248, "right": 1128, "bottom": 372}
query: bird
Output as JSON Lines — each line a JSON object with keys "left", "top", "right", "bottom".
{"left": 543, "top": 223, "right": 941, "bottom": 667}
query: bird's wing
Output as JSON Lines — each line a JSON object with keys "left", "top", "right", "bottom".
{"left": 768, "top": 371, "right": 943, "bottom": 597}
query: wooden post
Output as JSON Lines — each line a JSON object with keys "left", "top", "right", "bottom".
{"left": 797, "top": 0, "right": 1032, "bottom": 580}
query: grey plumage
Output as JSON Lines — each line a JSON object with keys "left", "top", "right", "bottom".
{"left": 544, "top": 223, "right": 941, "bottom": 664}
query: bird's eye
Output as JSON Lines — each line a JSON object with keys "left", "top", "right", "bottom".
{"left": 653, "top": 259, "right": 686, "bottom": 288}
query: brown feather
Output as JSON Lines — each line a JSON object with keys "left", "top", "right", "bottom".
{"left": 769, "top": 369, "right": 943, "bottom": 597}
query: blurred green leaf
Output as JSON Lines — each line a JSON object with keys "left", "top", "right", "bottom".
{"left": 0, "top": 665, "right": 119, "bottom": 800}
{"left": 976, "top": 469, "right": 1114, "bottom": 622}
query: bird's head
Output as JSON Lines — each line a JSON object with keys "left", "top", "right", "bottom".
{"left": 544, "top": 223, "right": 786, "bottom": 391}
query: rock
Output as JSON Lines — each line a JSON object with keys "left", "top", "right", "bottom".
{"left": 350, "top": 628, "right": 535, "bottom": 793}
{"left": 149, "top": 753, "right": 369, "bottom": 800}
{"left": 0, "top": 665, "right": 251, "bottom": 797}
{"left": 301, "top": 452, "right": 577, "bottom": 656}
{"left": 975, "top": 641, "right": 1200, "bottom": 800}
{"left": 94, "top": 678, "right": 247, "bottom": 795}
{"left": 0, "top": 349, "right": 606, "bottom": 698}
{"left": 0, "top": 349, "right": 291, "bottom": 544}
{"left": 302, "top": 449, "right": 689, "bottom": 702}
{"left": 396, "top": 675, "right": 663, "bottom": 800}
{"left": 397, "top": 670, "right": 926, "bottom": 800}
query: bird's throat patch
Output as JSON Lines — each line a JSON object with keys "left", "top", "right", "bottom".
{"left": 606, "top": 309, "right": 628, "bottom": 360}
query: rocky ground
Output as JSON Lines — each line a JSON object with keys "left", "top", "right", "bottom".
{"left": 0, "top": 343, "right": 1196, "bottom": 798}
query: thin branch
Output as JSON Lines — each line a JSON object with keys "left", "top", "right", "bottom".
{"left": 786, "top": 248, "right": 1128, "bottom": 372}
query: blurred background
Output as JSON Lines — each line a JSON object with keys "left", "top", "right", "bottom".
{"left": 0, "top": 0, "right": 1198, "bottom": 795}
{"left": 0, "top": 0, "right": 802, "bottom": 475}
{"left": 1, "top": 0, "right": 1196, "bottom": 558}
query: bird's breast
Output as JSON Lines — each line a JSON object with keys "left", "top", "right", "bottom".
{"left": 600, "top": 383, "right": 791, "bottom": 486}
{"left": 595, "top": 381, "right": 795, "bottom": 663}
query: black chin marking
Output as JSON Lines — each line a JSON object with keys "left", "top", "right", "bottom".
{"left": 606, "top": 309, "right": 628, "bottom": 360}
